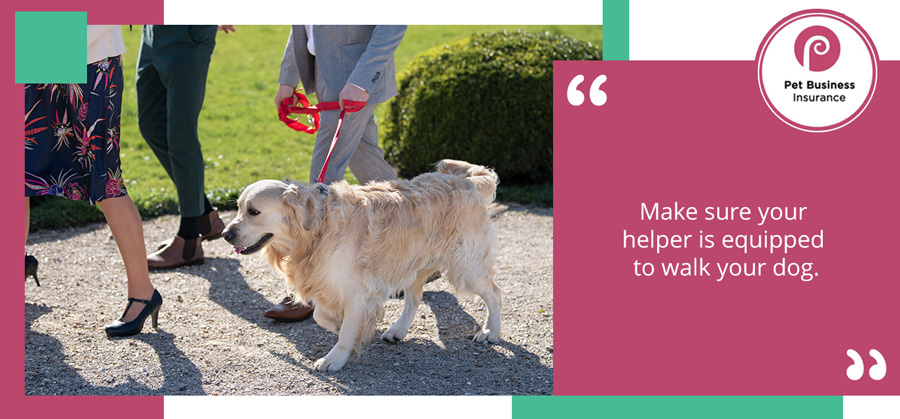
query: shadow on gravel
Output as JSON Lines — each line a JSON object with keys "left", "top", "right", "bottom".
{"left": 28, "top": 224, "right": 106, "bottom": 245}
{"left": 196, "top": 255, "right": 552, "bottom": 395}
{"left": 197, "top": 257, "right": 330, "bottom": 362}
{"left": 332, "top": 291, "right": 552, "bottom": 395}
{"left": 25, "top": 303, "right": 206, "bottom": 395}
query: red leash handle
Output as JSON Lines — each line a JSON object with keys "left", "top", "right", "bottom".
{"left": 278, "top": 89, "right": 365, "bottom": 134}
{"left": 277, "top": 89, "right": 366, "bottom": 183}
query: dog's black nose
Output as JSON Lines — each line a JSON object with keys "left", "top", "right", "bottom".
{"left": 222, "top": 229, "right": 235, "bottom": 243}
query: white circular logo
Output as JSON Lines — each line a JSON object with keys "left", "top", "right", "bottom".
{"left": 757, "top": 10, "right": 878, "bottom": 132}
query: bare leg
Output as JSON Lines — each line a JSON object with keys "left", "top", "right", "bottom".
{"left": 97, "top": 195, "right": 155, "bottom": 322}
{"left": 25, "top": 197, "right": 29, "bottom": 244}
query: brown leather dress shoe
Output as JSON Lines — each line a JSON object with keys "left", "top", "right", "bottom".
{"left": 202, "top": 210, "right": 226, "bottom": 241}
{"left": 154, "top": 211, "right": 226, "bottom": 250}
{"left": 264, "top": 297, "right": 314, "bottom": 322}
{"left": 147, "top": 236, "right": 204, "bottom": 270}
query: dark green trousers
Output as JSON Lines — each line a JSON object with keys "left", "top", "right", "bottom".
{"left": 136, "top": 25, "right": 216, "bottom": 218}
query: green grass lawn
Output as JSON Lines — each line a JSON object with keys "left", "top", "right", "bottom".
{"left": 30, "top": 25, "right": 600, "bottom": 230}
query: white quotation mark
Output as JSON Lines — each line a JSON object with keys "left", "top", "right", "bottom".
{"left": 869, "top": 349, "right": 887, "bottom": 380}
{"left": 567, "top": 74, "right": 607, "bottom": 106}
{"left": 846, "top": 349, "right": 887, "bottom": 381}
{"left": 847, "top": 349, "right": 865, "bottom": 380}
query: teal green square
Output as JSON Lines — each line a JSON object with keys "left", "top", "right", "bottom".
{"left": 603, "top": 0, "right": 629, "bottom": 60}
{"left": 15, "top": 12, "right": 87, "bottom": 84}
{"left": 513, "top": 396, "right": 842, "bottom": 419}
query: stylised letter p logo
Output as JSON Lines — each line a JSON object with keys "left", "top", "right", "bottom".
{"left": 794, "top": 26, "right": 840, "bottom": 72}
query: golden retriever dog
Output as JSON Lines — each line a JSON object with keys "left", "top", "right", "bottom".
{"left": 222, "top": 160, "right": 501, "bottom": 371}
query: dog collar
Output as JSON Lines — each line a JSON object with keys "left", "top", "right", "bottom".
{"left": 316, "top": 184, "right": 328, "bottom": 195}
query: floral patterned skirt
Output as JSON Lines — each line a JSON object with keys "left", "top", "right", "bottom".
{"left": 25, "top": 56, "right": 126, "bottom": 204}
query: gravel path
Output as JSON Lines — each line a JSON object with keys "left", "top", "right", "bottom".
{"left": 24, "top": 206, "right": 553, "bottom": 395}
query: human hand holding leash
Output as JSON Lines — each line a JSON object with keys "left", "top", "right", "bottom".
{"left": 275, "top": 84, "right": 297, "bottom": 108}
{"left": 339, "top": 83, "right": 368, "bottom": 111}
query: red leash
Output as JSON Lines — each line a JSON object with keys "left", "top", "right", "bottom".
{"left": 278, "top": 89, "right": 365, "bottom": 183}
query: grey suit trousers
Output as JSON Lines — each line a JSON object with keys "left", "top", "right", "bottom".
{"left": 310, "top": 61, "right": 397, "bottom": 185}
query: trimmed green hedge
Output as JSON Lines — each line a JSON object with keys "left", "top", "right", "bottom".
{"left": 382, "top": 30, "right": 601, "bottom": 184}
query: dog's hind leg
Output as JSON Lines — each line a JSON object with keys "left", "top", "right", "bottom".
{"left": 448, "top": 248, "right": 502, "bottom": 343}
{"left": 473, "top": 280, "right": 502, "bottom": 343}
{"left": 449, "top": 230, "right": 501, "bottom": 343}
{"left": 382, "top": 272, "right": 427, "bottom": 342}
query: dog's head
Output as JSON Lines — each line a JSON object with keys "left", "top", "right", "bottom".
{"left": 222, "top": 179, "right": 327, "bottom": 255}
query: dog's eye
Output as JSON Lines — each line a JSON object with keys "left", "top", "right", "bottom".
{"left": 248, "top": 208, "right": 260, "bottom": 216}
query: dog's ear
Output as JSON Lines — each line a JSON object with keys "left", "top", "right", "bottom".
{"left": 281, "top": 185, "right": 323, "bottom": 232}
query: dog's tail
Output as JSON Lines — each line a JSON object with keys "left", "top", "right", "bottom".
{"left": 436, "top": 159, "right": 499, "bottom": 206}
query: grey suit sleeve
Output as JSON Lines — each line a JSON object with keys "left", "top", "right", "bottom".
{"left": 278, "top": 27, "right": 301, "bottom": 87}
{"left": 346, "top": 25, "right": 407, "bottom": 93}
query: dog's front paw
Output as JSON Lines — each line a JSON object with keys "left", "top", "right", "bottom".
{"left": 381, "top": 326, "right": 408, "bottom": 343}
{"left": 473, "top": 329, "right": 500, "bottom": 344}
{"left": 313, "top": 356, "right": 347, "bottom": 372}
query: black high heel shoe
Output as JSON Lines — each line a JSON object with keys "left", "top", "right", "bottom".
{"left": 104, "top": 289, "right": 162, "bottom": 338}
{"left": 25, "top": 254, "right": 39, "bottom": 286}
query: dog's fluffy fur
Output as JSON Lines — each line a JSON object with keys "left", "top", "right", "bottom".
{"left": 223, "top": 160, "right": 501, "bottom": 371}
